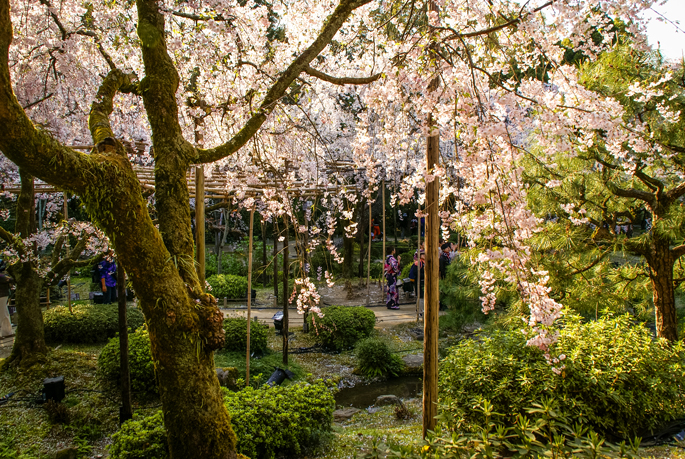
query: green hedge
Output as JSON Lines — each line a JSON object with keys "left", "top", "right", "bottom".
{"left": 98, "top": 328, "right": 157, "bottom": 396}
{"left": 223, "top": 317, "right": 268, "bottom": 354}
{"left": 43, "top": 303, "right": 145, "bottom": 344}
{"left": 109, "top": 381, "right": 335, "bottom": 459}
{"left": 307, "top": 305, "right": 376, "bottom": 351}
{"left": 439, "top": 313, "right": 685, "bottom": 438}
{"left": 207, "top": 274, "right": 248, "bottom": 299}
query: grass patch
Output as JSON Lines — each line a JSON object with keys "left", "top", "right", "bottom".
{"left": 312, "top": 400, "right": 422, "bottom": 459}
{"left": 0, "top": 348, "right": 120, "bottom": 457}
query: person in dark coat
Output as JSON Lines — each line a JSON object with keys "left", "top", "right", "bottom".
{"left": 98, "top": 257, "right": 117, "bottom": 304}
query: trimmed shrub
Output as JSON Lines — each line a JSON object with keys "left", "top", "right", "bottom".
{"left": 223, "top": 317, "right": 269, "bottom": 354}
{"left": 308, "top": 305, "right": 376, "bottom": 351}
{"left": 355, "top": 337, "right": 404, "bottom": 378}
{"left": 207, "top": 274, "right": 248, "bottom": 299}
{"left": 439, "top": 313, "right": 685, "bottom": 438}
{"left": 109, "top": 381, "right": 335, "bottom": 459}
{"left": 43, "top": 303, "right": 145, "bottom": 344}
{"left": 109, "top": 410, "right": 168, "bottom": 459}
{"left": 98, "top": 328, "right": 157, "bottom": 396}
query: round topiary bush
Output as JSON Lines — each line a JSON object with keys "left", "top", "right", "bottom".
{"left": 207, "top": 274, "right": 248, "bottom": 299}
{"left": 98, "top": 327, "right": 157, "bottom": 396}
{"left": 307, "top": 305, "right": 376, "bottom": 351}
{"left": 108, "top": 381, "right": 335, "bottom": 459}
{"left": 355, "top": 337, "right": 404, "bottom": 378}
{"left": 43, "top": 303, "right": 145, "bottom": 344}
{"left": 439, "top": 313, "right": 685, "bottom": 438}
{"left": 223, "top": 317, "right": 269, "bottom": 354}
{"left": 108, "top": 410, "right": 168, "bottom": 459}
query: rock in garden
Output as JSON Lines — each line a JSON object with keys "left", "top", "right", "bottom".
{"left": 409, "top": 327, "right": 424, "bottom": 340}
{"left": 216, "top": 367, "right": 239, "bottom": 390}
{"left": 374, "top": 395, "right": 400, "bottom": 406}
{"left": 333, "top": 407, "right": 361, "bottom": 422}
{"left": 402, "top": 353, "right": 423, "bottom": 374}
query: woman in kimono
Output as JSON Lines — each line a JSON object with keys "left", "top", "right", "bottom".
{"left": 384, "top": 247, "right": 401, "bottom": 310}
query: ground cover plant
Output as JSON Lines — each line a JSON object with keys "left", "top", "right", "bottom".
{"left": 98, "top": 327, "right": 158, "bottom": 396}
{"left": 308, "top": 305, "right": 376, "bottom": 351}
{"left": 355, "top": 336, "right": 404, "bottom": 378}
{"left": 43, "top": 303, "right": 145, "bottom": 344}
{"left": 109, "top": 380, "right": 335, "bottom": 459}
{"left": 439, "top": 313, "right": 685, "bottom": 439}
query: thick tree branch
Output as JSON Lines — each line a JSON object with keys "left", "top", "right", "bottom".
{"left": 634, "top": 169, "right": 664, "bottom": 195}
{"left": 666, "top": 181, "right": 685, "bottom": 203}
{"left": 303, "top": 65, "right": 382, "bottom": 85}
{"left": 606, "top": 181, "right": 656, "bottom": 207}
{"left": 88, "top": 69, "right": 140, "bottom": 145}
{"left": 194, "top": 0, "right": 374, "bottom": 164}
{"left": 672, "top": 244, "right": 685, "bottom": 261}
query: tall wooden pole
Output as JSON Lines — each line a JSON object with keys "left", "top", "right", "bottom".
{"left": 63, "top": 193, "right": 72, "bottom": 312}
{"left": 382, "top": 180, "right": 386, "bottom": 270}
{"left": 261, "top": 220, "right": 267, "bottom": 287}
{"left": 117, "top": 261, "right": 132, "bottom": 423}
{"left": 195, "top": 165, "right": 206, "bottom": 287}
{"left": 283, "top": 217, "right": 290, "bottom": 358}
{"left": 273, "top": 221, "right": 279, "bottom": 308}
{"left": 245, "top": 208, "right": 254, "bottom": 387}
{"left": 416, "top": 206, "right": 421, "bottom": 323}
{"left": 366, "top": 200, "right": 372, "bottom": 306}
{"left": 423, "top": 113, "right": 441, "bottom": 437}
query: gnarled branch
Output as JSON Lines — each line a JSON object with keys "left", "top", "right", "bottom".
{"left": 303, "top": 65, "right": 382, "bottom": 85}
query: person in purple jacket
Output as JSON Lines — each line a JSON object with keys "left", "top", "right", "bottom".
{"left": 98, "top": 257, "right": 117, "bottom": 304}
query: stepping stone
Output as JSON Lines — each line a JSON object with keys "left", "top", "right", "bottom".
{"left": 402, "top": 353, "right": 423, "bottom": 374}
{"left": 374, "top": 394, "right": 400, "bottom": 406}
{"left": 408, "top": 327, "right": 424, "bottom": 340}
{"left": 333, "top": 407, "right": 361, "bottom": 422}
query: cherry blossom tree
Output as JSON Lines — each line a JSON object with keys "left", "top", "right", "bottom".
{"left": 0, "top": 0, "right": 379, "bottom": 456}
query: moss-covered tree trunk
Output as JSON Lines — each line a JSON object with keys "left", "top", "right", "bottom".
{"left": 3, "top": 170, "right": 48, "bottom": 367}
{"left": 645, "top": 238, "right": 678, "bottom": 341}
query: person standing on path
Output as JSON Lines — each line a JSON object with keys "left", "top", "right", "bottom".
{"left": 98, "top": 256, "right": 117, "bottom": 304}
{"left": 384, "top": 247, "right": 401, "bottom": 310}
{"left": 0, "top": 260, "right": 15, "bottom": 338}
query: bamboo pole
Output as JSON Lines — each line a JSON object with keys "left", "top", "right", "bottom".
{"left": 423, "top": 112, "right": 441, "bottom": 437}
{"left": 283, "top": 217, "right": 290, "bottom": 359}
{"left": 261, "top": 220, "right": 267, "bottom": 288}
{"left": 382, "top": 180, "right": 386, "bottom": 276}
{"left": 64, "top": 193, "right": 72, "bottom": 313}
{"left": 117, "top": 261, "right": 132, "bottom": 423}
{"left": 245, "top": 208, "right": 255, "bottom": 387}
{"left": 273, "top": 221, "right": 279, "bottom": 308}
{"left": 195, "top": 166, "right": 206, "bottom": 287}
{"left": 416, "top": 207, "right": 421, "bottom": 323}
{"left": 367, "top": 200, "right": 372, "bottom": 307}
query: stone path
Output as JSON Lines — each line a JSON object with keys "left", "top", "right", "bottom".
{"left": 222, "top": 301, "right": 432, "bottom": 329}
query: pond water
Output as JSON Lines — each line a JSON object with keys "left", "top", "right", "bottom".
{"left": 335, "top": 376, "right": 422, "bottom": 408}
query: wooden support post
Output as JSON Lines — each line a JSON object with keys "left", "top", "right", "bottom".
{"left": 382, "top": 180, "right": 386, "bottom": 273}
{"left": 245, "top": 208, "right": 254, "bottom": 387}
{"left": 423, "top": 112, "right": 440, "bottom": 437}
{"left": 195, "top": 165, "right": 206, "bottom": 287}
{"left": 262, "top": 220, "right": 267, "bottom": 288}
{"left": 283, "top": 217, "right": 290, "bottom": 360}
{"left": 117, "top": 261, "right": 132, "bottom": 424}
{"left": 63, "top": 193, "right": 72, "bottom": 313}
{"left": 416, "top": 206, "right": 421, "bottom": 323}
{"left": 367, "top": 200, "right": 372, "bottom": 307}
{"left": 273, "top": 221, "right": 279, "bottom": 308}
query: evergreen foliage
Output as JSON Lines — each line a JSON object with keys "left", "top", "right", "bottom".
{"left": 307, "top": 305, "right": 376, "bottom": 351}
{"left": 43, "top": 303, "right": 145, "bottom": 344}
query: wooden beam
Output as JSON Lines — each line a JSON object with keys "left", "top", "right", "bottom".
{"left": 195, "top": 166, "right": 206, "bottom": 286}
{"left": 423, "top": 112, "right": 440, "bottom": 437}
{"left": 245, "top": 208, "right": 255, "bottom": 387}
